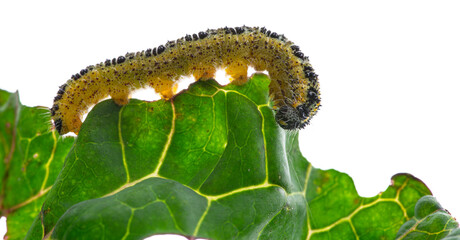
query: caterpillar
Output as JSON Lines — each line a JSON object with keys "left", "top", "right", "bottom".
{"left": 51, "top": 26, "right": 320, "bottom": 135}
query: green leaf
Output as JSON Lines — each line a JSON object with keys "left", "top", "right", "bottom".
{"left": 396, "top": 195, "right": 460, "bottom": 239}
{"left": 0, "top": 89, "right": 75, "bottom": 240}
{"left": 24, "top": 75, "right": 433, "bottom": 239}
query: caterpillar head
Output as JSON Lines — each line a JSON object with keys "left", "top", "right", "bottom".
{"left": 275, "top": 90, "right": 321, "bottom": 130}
{"left": 275, "top": 105, "right": 301, "bottom": 129}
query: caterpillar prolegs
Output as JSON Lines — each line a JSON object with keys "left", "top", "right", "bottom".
{"left": 51, "top": 26, "right": 320, "bottom": 135}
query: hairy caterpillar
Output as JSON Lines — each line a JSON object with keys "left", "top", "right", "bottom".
{"left": 51, "top": 26, "right": 320, "bottom": 135}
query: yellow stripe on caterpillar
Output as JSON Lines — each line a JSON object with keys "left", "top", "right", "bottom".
{"left": 51, "top": 26, "right": 321, "bottom": 135}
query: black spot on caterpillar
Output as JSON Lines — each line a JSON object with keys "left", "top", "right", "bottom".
{"left": 51, "top": 26, "right": 321, "bottom": 134}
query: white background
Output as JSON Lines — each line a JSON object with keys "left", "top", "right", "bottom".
{"left": 1, "top": 0, "right": 459, "bottom": 239}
